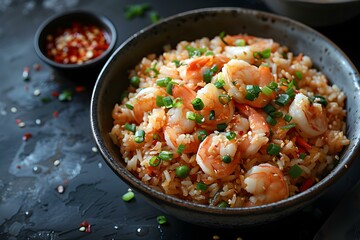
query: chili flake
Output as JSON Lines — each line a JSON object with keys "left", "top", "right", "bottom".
{"left": 80, "top": 220, "right": 91, "bottom": 233}
{"left": 53, "top": 111, "right": 59, "bottom": 118}
{"left": 22, "top": 133, "right": 32, "bottom": 141}
{"left": 45, "top": 22, "right": 109, "bottom": 64}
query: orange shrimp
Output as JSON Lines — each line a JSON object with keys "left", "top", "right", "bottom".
{"left": 244, "top": 163, "right": 289, "bottom": 207}
{"left": 222, "top": 59, "right": 276, "bottom": 108}
{"left": 196, "top": 132, "right": 241, "bottom": 178}
{"left": 178, "top": 54, "right": 229, "bottom": 89}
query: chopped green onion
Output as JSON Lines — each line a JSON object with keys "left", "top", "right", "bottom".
{"left": 268, "top": 81, "right": 278, "bottom": 90}
{"left": 166, "top": 82, "right": 174, "bottom": 95}
{"left": 156, "top": 215, "right": 167, "bottom": 225}
{"left": 261, "top": 86, "right": 273, "bottom": 96}
{"left": 172, "top": 97, "right": 183, "bottom": 107}
{"left": 156, "top": 77, "right": 171, "bottom": 87}
{"left": 191, "top": 98, "right": 205, "bottom": 110}
{"left": 198, "top": 130, "right": 208, "bottom": 141}
{"left": 225, "top": 131, "right": 236, "bottom": 140}
{"left": 58, "top": 90, "right": 72, "bottom": 102}
{"left": 221, "top": 155, "right": 232, "bottom": 163}
{"left": 234, "top": 39, "right": 246, "bottom": 46}
{"left": 214, "top": 79, "right": 225, "bottom": 89}
{"left": 281, "top": 123, "right": 296, "bottom": 129}
{"left": 124, "top": 123, "right": 136, "bottom": 133}
{"left": 289, "top": 164, "right": 303, "bottom": 179}
{"left": 156, "top": 96, "right": 164, "bottom": 107}
{"left": 186, "top": 111, "right": 204, "bottom": 123}
{"left": 219, "top": 31, "right": 229, "bottom": 45}
{"left": 149, "top": 11, "right": 160, "bottom": 23}
{"left": 217, "top": 123, "right": 227, "bottom": 131}
{"left": 205, "top": 51, "right": 215, "bottom": 56}
{"left": 196, "top": 182, "right": 208, "bottom": 191}
{"left": 203, "top": 68, "right": 212, "bottom": 83}
{"left": 126, "top": 103, "right": 134, "bottom": 110}
{"left": 195, "top": 113, "right": 205, "bottom": 124}
{"left": 311, "top": 95, "right": 328, "bottom": 107}
{"left": 177, "top": 144, "right": 186, "bottom": 154}
{"left": 149, "top": 156, "right": 161, "bottom": 167}
{"left": 266, "top": 115, "right": 277, "bottom": 126}
{"left": 172, "top": 60, "right": 181, "bottom": 67}
{"left": 275, "top": 94, "right": 291, "bottom": 106}
{"left": 162, "top": 96, "right": 173, "bottom": 108}
{"left": 254, "top": 48, "right": 271, "bottom": 59}
{"left": 294, "top": 71, "right": 303, "bottom": 80}
{"left": 270, "top": 111, "right": 283, "bottom": 118}
{"left": 122, "top": 190, "right": 135, "bottom": 202}
{"left": 203, "top": 64, "right": 219, "bottom": 83}
{"left": 263, "top": 103, "right": 276, "bottom": 114}
{"left": 145, "top": 63, "right": 159, "bottom": 77}
{"left": 299, "top": 153, "right": 307, "bottom": 159}
{"left": 280, "top": 78, "right": 288, "bottom": 86}
{"left": 286, "top": 87, "right": 295, "bottom": 98}
{"left": 158, "top": 151, "right": 173, "bottom": 161}
{"left": 176, "top": 165, "right": 190, "bottom": 178}
{"left": 283, "top": 114, "right": 293, "bottom": 122}
{"left": 186, "top": 111, "right": 196, "bottom": 121}
{"left": 266, "top": 143, "right": 281, "bottom": 156}
{"left": 124, "top": 3, "right": 150, "bottom": 20}
{"left": 245, "top": 85, "right": 261, "bottom": 101}
{"left": 134, "top": 130, "right": 145, "bottom": 143}
{"left": 209, "top": 110, "right": 215, "bottom": 120}
{"left": 217, "top": 201, "right": 229, "bottom": 208}
{"left": 130, "top": 76, "right": 140, "bottom": 88}
{"left": 186, "top": 45, "right": 207, "bottom": 58}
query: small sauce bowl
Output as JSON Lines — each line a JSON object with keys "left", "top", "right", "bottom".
{"left": 34, "top": 10, "right": 117, "bottom": 81}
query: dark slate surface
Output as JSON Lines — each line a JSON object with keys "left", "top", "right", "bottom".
{"left": 1, "top": 1, "right": 359, "bottom": 239}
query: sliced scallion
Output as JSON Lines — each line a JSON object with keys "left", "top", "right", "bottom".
{"left": 281, "top": 123, "right": 296, "bottom": 129}
{"left": 177, "top": 144, "right": 186, "bottom": 154}
{"left": 149, "top": 156, "right": 161, "bottom": 167}
{"left": 134, "top": 130, "right": 145, "bottom": 143}
{"left": 196, "top": 182, "right": 208, "bottom": 191}
{"left": 266, "top": 115, "right": 277, "bottom": 126}
{"left": 275, "top": 94, "right": 291, "bottom": 106}
{"left": 122, "top": 191, "right": 135, "bottom": 202}
{"left": 234, "top": 39, "right": 246, "bottom": 46}
{"left": 283, "top": 114, "right": 293, "bottom": 122}
{"left": 209, "top": 110, "right": 215, "bottom": 120}
{"left": 218, "top": 94, "right": 231, "bottom": 105}
{"left": 217, "top": 123, "right": 227, "bottom": 131}
{"left": 158, "top": 151, "right": 173, "bottom": 161}
{"left": 198, "top": 130, "right": 208, "bottom": 141}
{"left": 156, "top": 77, "right": 171, "bottom": 87}
{"left": 191, "top": 98, "right": 205, "bottom": 110}
{"left": 225, "top": 131, "right": 236, "bottom": 140}
{"left": 266, "top": 143, "right": 281, "bottom": 156}
{"left": 125, "top": 103, "right": 134, "bottom": 110}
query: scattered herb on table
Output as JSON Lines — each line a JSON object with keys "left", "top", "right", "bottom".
{"left": 156, "top": 215, "right": 167, "bottom": 225}
{"left": 124, "top": 3, "right": 150, "bottom": 20}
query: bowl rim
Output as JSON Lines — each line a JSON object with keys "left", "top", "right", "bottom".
{"left": 91, "top": 7, "right": 360, "bottom": 216}
{"left": 34, "top": 9, "right": 117, "bottom": 69}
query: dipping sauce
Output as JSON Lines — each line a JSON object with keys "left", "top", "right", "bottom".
{"left": 45, "top": 22, "right": 109, "bottom": 64}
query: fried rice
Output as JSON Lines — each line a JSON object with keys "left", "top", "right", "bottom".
{"left": 109, "top": 33, "right": 350, "bottom": 208}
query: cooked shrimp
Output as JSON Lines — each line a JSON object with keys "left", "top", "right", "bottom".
{"left": 196, "top": 132, "right": 240, "bottom": 178}
{"left": 164, "top": 105, "right": 200, "bottom": 154}
{"left": 289, "top": 93, "right": 328, "bottom": 138}
{"left": 130, "top": 87, "right": 167, "bottom": 124}
{"left": 172, "top": 83, "right": 235, "bottom": 131}
{"left": 196, "top": 83, "right": 235, "bottom": 130}
{"left": 236, "top": 104, "right": 269, "bottom": 158}
{"left": 178, "top": 55, "right": 229, "bottom": 89}
{"left": 222, "top": 59, "right": 276, "bottom": 108}
{"left": 244, "top": 163, "right": 289, "bottom": 206}
{"left": 223, "top": 34, "right": 279, "bottom": 64}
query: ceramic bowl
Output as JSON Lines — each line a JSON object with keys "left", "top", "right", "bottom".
{"left": 34, "top": 10, "right": 117, "bottom": 81}
{"left": 90, "top": 7, "right": 360, "bottom": 227}
{"left": 263, "top": 0, "right": 360, "bottom": 27}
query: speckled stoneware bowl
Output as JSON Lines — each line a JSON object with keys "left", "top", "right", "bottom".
{"left": 91, "top": 7, "right": 360, "bottom": 227}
